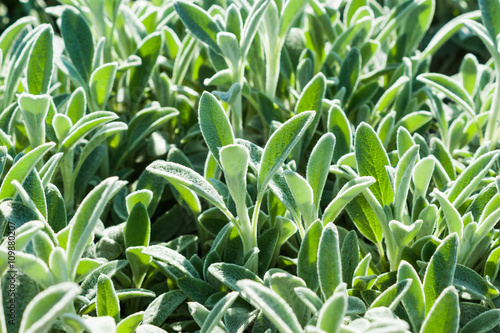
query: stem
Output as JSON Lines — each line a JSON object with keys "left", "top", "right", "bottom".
{"left": 251, "top": 194, "right": 264, "bottom": 248}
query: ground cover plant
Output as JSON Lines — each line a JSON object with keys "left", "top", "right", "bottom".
{"left": 2, "top": 0, "right": 500, "bottom": 332}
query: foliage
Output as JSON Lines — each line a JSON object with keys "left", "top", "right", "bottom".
{"left": 1, "top": 0, "right": 500, "bottom": 332}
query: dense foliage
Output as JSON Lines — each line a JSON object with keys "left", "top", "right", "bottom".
{"left": 2, "top": 0, "right": 500, "bottom": 332}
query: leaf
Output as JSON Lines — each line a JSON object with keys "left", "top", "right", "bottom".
{"left": 307, "top": 133, "right": 335, "bottom": 212}
{"left": 146, "top": 161, "right": 230, "bottom": 217}
{"left": 432, "top": 190, "right": 464, "bottom": 238}
{"left": 297, "top": 220, "right": 322, "bottom": 291}
{"left": 61, "top": 8, "right": 94, "bottom": 82}
{"left": 125, "top": 203, "right": 150, "bottom": 248}
{"left": 259, "top": 111, "right": 315, "bottom": 193}
{"left": 419, "top": 286, "right": 459, "bottom": 333}
{"left": 338, "top": 48, "right": 361, "bottom": 101}
{"left": 18, "top": 93, "right": 50, "bottom": 148}
{"left": 327, "top": 104, "right": 352, "bottom": 162}
{"left": 27, "top": 25, "right": 53, "bottom": 95}
{"left": 369, "top": 279, "right": 412, "bottom": 310}
{"left": 317, "top": 284, "right": 347, "bottom": 333}
{"left": 129, "top": 32, "right": 163, "bottom": 110}
{"left": 59, "top": 111, "right": 119, "bottom": 153}
{"left": 199, "top": 92, "right": 234, "bottom": 163}
{"left": 90, "top": 62, "right": 118, "bottom": 109}
{"left": 479, "top": 0, "right": 500, "bottom": 41}
{"left": 201, "top": 292, "right": 239, "bottom": 333}
{"left": 423, "top": 233, "right": 459, "bottom": 314}
{"left": 0, "top": 142, "right": 55, "bottom": 199}
{"left": 453, "top": 264, "right": 488, "bottom": 301}
{"left": 237, "top": 279, "right": 303, "bottom": 333}
{"left": 461, "top": 309, "right": 500, "bottom": 333}
{"left": 373, "top": 76, "right": 410, "bottom": 115}
{"left": 341, "top": 231, "right": 359, "bottom": 288}
{"left": 174, "top": 0, "right": 221, "bottom": 53}
{"left": 394, "top": 145, "right": 419, "bottom": 221}
{"left": 318, "top": 222, "right": 342, "bottom": 300}
{"left": 96, "top": 274, "right": 120, "bottom": 322}
{"left": 397, "top": 261, "right": 425, "bottom": 332}
{"left": 143, "top": 290, "right": 186, "bottom": 326}
{"left": 128, "top": 106, "right": 178, "bottom": 153}
{"left": 241, "top": 0, "right": 270, "bottom": 59}
{"left": 417, "top": 73, "right": 475, "bottom": 115}
{"left": 355, "top": 123, "right": 394, "bottom": 206}
{"left": 18, "top": 282, "right": 81, "bottom": 333}
{"left": 67, "top": 177, "right": 126, "bottom": 279}
{"left": 142, "top": 245, "right": 200, "bottom": 279}
{"left": 279, "top": 0, "right": 308, "bottom": 38}
{"left": 116, "top": 312, "right": 144, "bottom": 333}
{"left": 209, "top": 263, "right": 263, "bottom": 292}
{"left": 284, "top": 170, "right": 315, "bottom": 226}
{"left": 447, "top": 151, "right": 499, "bottom": 207}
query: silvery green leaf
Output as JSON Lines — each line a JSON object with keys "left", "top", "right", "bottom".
{"left": 0, "top": 16, "right": 34, "bottom": 57}
{"left": 423, "top": 233, "right": 458, "bottom": 314}
{"left": 432, "top": 190, "right": 463, "bottom": 238}
{"left": 421, "top": 11, "right": 480, "bottom": 58}
{"left": 341, "top": 231, "right": 359, "bottom": 288}
{"left": 67, "top": 177, "right": 126, "bottom": 279}
{"left": 125, "top": 202, "right": 150, "bottom": 248}
{"left": 338, "top": 48, "right": 361, "bottom": 101}
{"left": 417, "top": 73, "right": 475, "bottom": 116}
{"left": 61, "top": 8, "right": 94, "bottom": 82}
{"left": 318, "top": 222, "right": 342, "bottom": 300}
{"left": 18, "top": 93, "right": 50, "bottom": 148}
{"left": 447, "top": 151, "right": 499, "bottom": 207}
{"left": 307, "top": 133, "right": 335, "bottom": 213}
{"left": 297, "top": 220, "right": 322, "bottom": 291}
{"left": 146, "top": 161, "right": 230, "bottom": 218}
{"left": 460, "top": 54, "right": 479, "bottom": 96}
{"left": 412, "top": 156, "right": 435, "bottom": 205}
{"left": 0, "top": 142, "right": 55, "bottom": 199}
{"left": 129, "top": 32, "right": 163, "bottom": 111}
{"left": 327, "top": 104, "right": 352, "bottom": 162}
{"left": 285, "top": 170, "right": 315, "bottom": 227}
{"left": 27, "top": 25, "right": 53, "bottom": 95}
{"left": 268, "top": 270, "right": 309, "bottom": 326}
{"left": 116, "top": 312, "right": 144, "bottom": 333}
{"left": 453, "top": 264, "right": 488, "bottom": 301}
{"left": 209, "top": 263, "right": 263, "bottom": 292}
{"left": 294, "top": 286, "right": 323, "bottom": 313}
{"left": 143, "top": 290, "right": 186, "bottom": 326}
{"left": 461, "top": 309, "right": 500, "bottom": 333}
{"left": 66, "top": 87, "right": 86, "bottom": 124}
{"left": 259, "top": 111, "right": 314, "bottom": 193}
{"left": 479, "top": 0, "right": 500, "bottom": 42}
{"left": 217, "top": 32, "right": 239, "bottom": 66}
{"left": 14, "top": 251, "right": 54, "bottom": 288}
{"left": 279, "top": 0, "right": 308, "bottom": 38}
{"left": 96, "top": 274, "right": 120, "bottom": 322}
{"left": 394, "top": 145, "right": 419, "bottom": 221}
{"left": 90, "top": 62, "right": 118, "bottom": 109}
{"left": 317, "top": 284, "right": 347, "bottom": 333}
{"left": 59, "top": 111, "right": 119, "bottom": 153}
{"left": 355, "top": 123, "right": 393, "bottom": 206}
{"left": 18, "top": 282, "right": 81, "bottom": 333}
{"left": 142, "top": 245, "right": 200, "bottom": 279}
{"left": 241, "top": 0, "right": 270, "bottom": 59}
{"left": 419, "top": 286, "right": 459, "bottom": 333}
{"left": 397, "top": 261, "right": 425, "bottom": 332}
{"left": 174, "top": 0, "right": 221, "bottom": 53}
{"left": 237, "top": 279, "right": 303, "bottom": 333}
{"left": 199, "top": 91, "right": 234, "bottom": 164}
{"left": 201, "top": 292, "right": 239, "bottom": 333}
{"left": 369, "top": 278, "right": 412, "bottom": 310}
